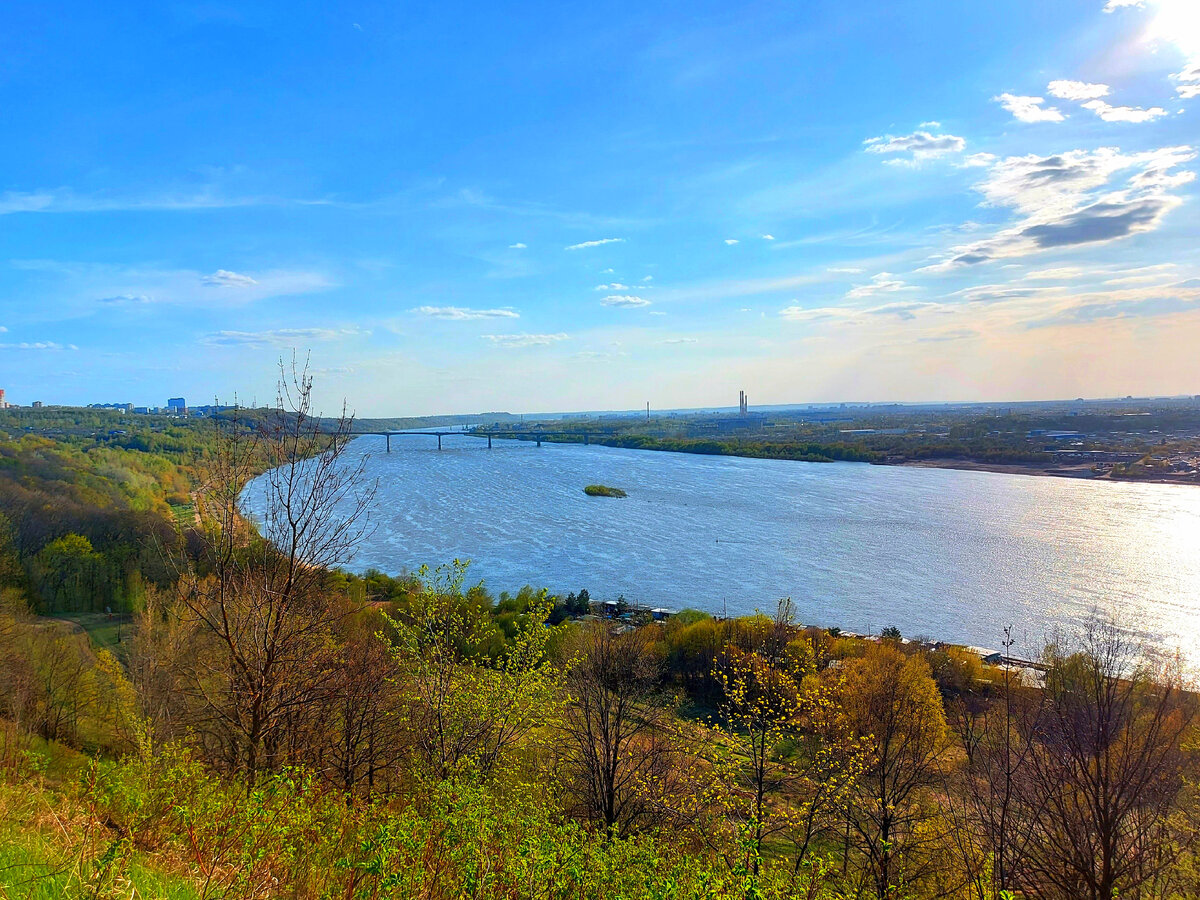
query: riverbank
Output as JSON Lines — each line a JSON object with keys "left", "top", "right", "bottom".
{"left": 898, "top": 456, "right": 1199, "bottom": 485}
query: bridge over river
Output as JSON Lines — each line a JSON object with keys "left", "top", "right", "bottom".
{"left": 356, "top": 430, "right": 612, "bottom": 451}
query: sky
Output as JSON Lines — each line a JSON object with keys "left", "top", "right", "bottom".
{"left": 2, "top": 0, "right": 1199, "bottom": 416}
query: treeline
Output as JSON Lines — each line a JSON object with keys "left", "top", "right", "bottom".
{"left": 559, "top": 433, "right": 880, "bottom": 463}
{"left": 0, "top": 433, "right": 192, "bottom": 614}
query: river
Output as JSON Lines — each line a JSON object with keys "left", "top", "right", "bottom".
{"left": 245, "top": 434, "right": 1200, "bottom": 663}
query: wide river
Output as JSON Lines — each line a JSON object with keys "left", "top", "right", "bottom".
{"left": 246, "top": 434, "right": 1200, "bottom": 662}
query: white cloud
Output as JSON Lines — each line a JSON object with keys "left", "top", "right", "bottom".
{"left": 99, "top": 294, "right": 152, "bottom": 304}
{"left": 481, "top": 332, "right": 569, "bottom": 347}
{"left": 1023, "top": 267, "right": 1086, "bottom": 280}
{"left": 827, "top": 266, "right": 865, "bottom": 274}
{"left": 0, "top": 326, "right": 6, "bottom": 332}
{"left": 0, "top": 341, "right": 77, "bottom": 350}
{"left": 1047, "top": 80, "right": 1111, "bottom": 101}
{"left": 203, "top": 327, "right": 365, "bottom": 347}
{"left": 600, "top": 295, "right": 651, "bottom": 308}
{"left": 845, "top": 272, "right": 913, "bottom": 300}
{"left": 203, "top": 269, "right": 258, "bottom": 287}
{"left": 1082, "top": 99, "right": 1167, "bottom": 122}
{"left": 863, "top": 129, "right": 967, "bottom": 161}
{"left": 565, "top": 238, "right": 624, "bottom": 250}
{"left": 594, "top": 283, "right": 630, "bottom": 290}
{"left": 993, "top": 93, "right": 1066, "bottom": 123}
{"left": 508, "top": 242, "right": 527, "bottom": 249}
{"left": 413, "top": 306, "right": 520, "bottom": 320}
{"left": 761, "top": 234, "right": 775, "bottom": 240}
{"left": 659, "top": 337, "right": 698, "bottom": 344}
{"left": 641, "top": 275, "right": 654, "bottom": 282}
{"left": 1172, "top": 60, "right": 1200, "bottom": 99}
{"left": 1103, "top": 0, "right": 1144, "bottom": 10}
{"left": 924, "top": 145, "right": 1197, "bottom": 270}
{"left": 919, "top": 120, "right": 942, "bottom": 129}
{"left": 962, "top": 153, "right": 997, "bottom": 168}
{"left": 724, "top": 239, "right": 740, "bottom": 245}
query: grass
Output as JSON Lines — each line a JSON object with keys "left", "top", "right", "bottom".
{"left": 46, "top": 612, "right": 133, "bottom": 663}
{"left": 0, "top": 740, "right": 202, "bottom": 900}
{"left": 583, "top": 484, "right": 627, "bottom": 498}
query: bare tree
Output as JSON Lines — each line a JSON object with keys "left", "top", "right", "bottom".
{"left": 559, "top": 624, "right": 673, "bottom": 837}
{"left": 1014, "top": 616, "right": 1197, "bottom": 900}
{"left": 172, "top": 359, "right": 375, "bottom": 784}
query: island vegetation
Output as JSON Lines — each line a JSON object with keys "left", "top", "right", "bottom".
{"left": 1, "top": 375, "right": 1198, "bottom": 899}
{"left": 583, "top": 483, "right": 627, "bottom": 497}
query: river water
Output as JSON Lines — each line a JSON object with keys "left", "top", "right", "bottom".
{"left": 245, "top": 434, "right": 1200, "bottom": 662}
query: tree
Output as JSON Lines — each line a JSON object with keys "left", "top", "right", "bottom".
{"left": 172, "top": 360, "right": 375, "bottom": 784}
{"left": 711, "top": 619, "right": 861, "bottom": 883}
{"left": 388, "top": 560, "right": 559, "bottom": 782}
{"left": 1014, "top": 617, "right": 1198, "bottom": 900}
{"left": 559, "top": 623, "right": 675, "bottom": 836}
{"left": 837, "top": 643, "right": 950, "bottom": 900}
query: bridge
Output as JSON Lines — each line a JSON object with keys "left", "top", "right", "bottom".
{"left": 356, "top": 430, "right": 612, "bottom": 451}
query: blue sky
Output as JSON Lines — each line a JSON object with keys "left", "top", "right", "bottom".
{"left": 2, "top": 0, "right": 1198, "bottom": 415}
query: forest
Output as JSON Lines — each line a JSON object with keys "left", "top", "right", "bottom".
{"left": 1, "top": 379, "right": 1198, "bottom": 900}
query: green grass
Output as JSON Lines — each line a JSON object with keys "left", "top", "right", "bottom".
{"left": 168, "top": 502, "right": 195, "bottom": 529}
{"left": 583, "top": 484, "right": 627, "bottom": 498}
{"left": 48, "top": 612, "right": 133, "bottom": 663}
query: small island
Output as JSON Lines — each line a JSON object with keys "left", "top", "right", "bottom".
{"left": 583, "top": 484, "right": 627, "bottom": 498}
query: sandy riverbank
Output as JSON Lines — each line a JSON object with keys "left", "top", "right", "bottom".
{"left": 897, "top": 458, "right": 1199, "bottom": 486}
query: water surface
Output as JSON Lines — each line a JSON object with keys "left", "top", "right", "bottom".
{"left": 246, "top": 434, "right": 1200, "bottom": 662}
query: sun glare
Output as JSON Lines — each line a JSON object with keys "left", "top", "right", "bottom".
{"left": 1147, "top": 0, "right": 1200, "bottom": 56}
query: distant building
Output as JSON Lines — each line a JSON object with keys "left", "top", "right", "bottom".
{"left": 0, "top": 388, "right": 6, "bottom": 408}
{"left": 32, "top": 401, "right": 42, "bottom": 408}
{"left": 167, "top": 397, "right": 187, "bottom": 412}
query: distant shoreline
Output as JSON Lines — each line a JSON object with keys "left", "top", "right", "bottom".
{"left": 897, "top": 457, "right": 1199, "bottom": 486}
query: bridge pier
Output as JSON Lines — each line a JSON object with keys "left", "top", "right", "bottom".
{"left": 487, "top": 436, "right": 492, "bottom": 449}
{"left": 536, "top": 438, "right": 542, "bottom": 447}
{"left": 386, "top": 434, "right": 391, "bottom": 453}
{"left": 437, "top": 434, "right": 442, "bottom": 451}
{"left": 584, "top": 434, "right": 589, "bottom": 445}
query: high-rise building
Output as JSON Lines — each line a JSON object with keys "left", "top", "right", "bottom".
{"left": 0, "top": 388, "right": 6, "bottom": 408}
{"left": 167, "top": 397, "right": 186, "bottom": 412}
{"left": 738, "top": 390, "right": 748, "bottom": 415}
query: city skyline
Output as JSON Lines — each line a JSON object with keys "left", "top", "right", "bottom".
{"left": 2, "top": 0, "right": 1199, "bottom": 416}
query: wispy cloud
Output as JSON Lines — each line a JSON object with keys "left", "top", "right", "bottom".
{"left": 1103, "top": 0, "right": 1144, "bottom": 10}
{"left": 1047, "top": 80, "right": 1110, "bottom": 101}
{"left": 761, "top": 234, "right": 775, "bottom": 240}
{"left": 98, "top": 294, "right": 153, "bottom": 304}
{"left": 595, "top": 283, "right": 630, "bottom": 290}
{"left": 203, "top": 269, "right": 258, "bottom": 287}
{"left": 0, "top": 341, "right": 78, "bottom": 350}
{"left": 565, "top": 238, "right": 624, "bottom": 250}
{"left": 0, "top": 188, "right": 267, "bottom": 216}
{"left": 508, "top": 242, "right": 527, "bottom": 249}
{"left": 481, "top": 332, "right": 569, "bottom": 347}
{"left": 993, "top": 93, "right": 1065, "bottom": 123}
{"left": 413, "top": 306, "right": 520, "bottom": 320}
{"left": 845, "top": 272, "right": 913, "bottom": 300}
{"left": 659, "top": 337, "right": 698, "bottom": 344}
{"left": 864, "top": 129, "right": 966, "bottom": 162}
{"left": 724, "top": 238, "right": 740, "bottom": 245}
{"left": 203, "top": 327, "right": 366, "bottom": 347}
{"left": 600, "top": 295, "right": 651, "bottom": 308}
